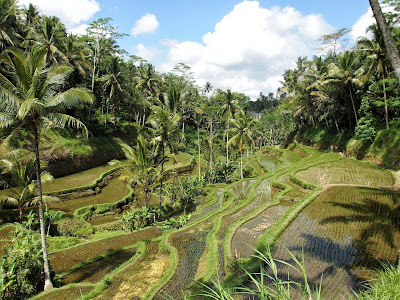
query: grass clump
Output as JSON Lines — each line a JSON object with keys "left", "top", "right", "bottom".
{"left": 357, "top": 265, "right": 400, "bottom": 300}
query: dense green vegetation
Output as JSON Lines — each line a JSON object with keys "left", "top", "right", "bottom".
{"left": 0, "top": 0, "right": 400, "bottom": 299}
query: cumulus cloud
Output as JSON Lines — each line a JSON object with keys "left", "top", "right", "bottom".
{"left": 135, "top": 43, "right": 160, "bottom": 61}
{"left": 131, "top": 13, "right": 159, "bottom": 36}
{"left": 160, "top": 1, "right": 332, "bottom": 99}
{"left": 351, "top": 8, "right": 375, "bottom": 41}
{"left": 18, "top": 0, "right": 100, "bottom": 33}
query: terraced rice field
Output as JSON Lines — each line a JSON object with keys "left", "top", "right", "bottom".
{"left": 156, "top": 222, "right": 213, "bottom": 299}
{"left": 43, "top": 161, "right": 126, "bottom": 193}
{"left": 50, "top": 226, "right": 161, "bottom": 274}
{"left": 296, "top": 158, "right": 395, "bottom": 187}
{"left": 97, "top": 242, "right": 168, "bottom": 299}
{"left": 273, "top": 186, "right": 400, "bottom": 298}
{"left": 47, "top": 177, "right": 130, "bottom": 215}
{"left": 3, "top": 147, "right": 399, "bottom": 300}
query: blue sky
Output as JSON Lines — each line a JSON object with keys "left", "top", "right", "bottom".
{"left": 18, "top": 0, "right": 375, "bottom": 99}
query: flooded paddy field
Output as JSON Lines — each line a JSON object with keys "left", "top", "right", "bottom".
{"left": 96, "top": 242, "right": 167, "bottom": 299}
{"left": 50, "top": 226, "right": 162, "bottom": 274}
{"left": 273, "top": 186, "right": 400, "bottom": 298}
{"left": 297, "top": 158, "right": 395, "bottom": 187}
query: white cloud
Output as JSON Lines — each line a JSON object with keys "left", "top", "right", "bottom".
{"left": 134, "top": 43, "right": 160, "bottom": 61}
{"left": 351, "top": 4, "right": 394, "bottom": 41}
{"left": 351, "top": 8, "right": 375, "bottom": 41}
{"left": 131, "top": 13, "right": 159, "bottom": 36}
{"left": 70, "top": 24, "right": 89, "bottom": 36}
{"left": 160, "top": 1, "right": 332, "bottom": 99}
{"left": 18, "top": 0, "right": 100, "bottom": 33}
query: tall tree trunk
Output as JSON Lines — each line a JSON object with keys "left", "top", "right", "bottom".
{"left": 91, "top": 41, "right": 98, "bottom": 92}
{"left": 383, "top": 81, "right": 389, "bottom": 129}
{"left": 198, "top": 126, "right": 201, "bottom": 177}
{"left": 159, "top": 143, "right": 164, "bottom": 208}
{"left": 369, "top": 0, "right": 400, "bottom": 83}
{"left": 33, "top": 127, "right": 53, "bottom": 290}
{"left": 226, "top": 121, "right": 229, "bottom": 165}
{"left": 240, "top": 151, "right": 243, "bottom": 179}
{"left": 349, "top": 86, "right": 358, "bottom": 125}
{"left": 209, "top": 118, "right": 213, "bottom": 171}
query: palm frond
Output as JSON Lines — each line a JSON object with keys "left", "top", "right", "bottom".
{"left": 45, "top": 113, "right": 89, "bottom": 137}
{"left": 44, "top": 88, "right": 94, "bottom": 109}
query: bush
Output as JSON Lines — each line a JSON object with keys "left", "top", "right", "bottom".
{"left": 0, "top": 213, "right": 44, "bottom": 300}
{"left": 56, "top": 217, "right": 93, "bottom": 237}
{"left": 355, "top": 117, "right": 377, "bottom": 142}
{"left": 204, "top": 159, "right": 237, "bottom": 184}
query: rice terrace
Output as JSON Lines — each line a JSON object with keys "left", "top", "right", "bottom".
{"left": 1, "top": 0, "right": 400, "bottom": 299}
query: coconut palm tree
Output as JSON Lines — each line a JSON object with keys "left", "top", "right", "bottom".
{"left": 0, "top": 0, "right": 22, "bottom": 52}
{"left": 325, "top": 51, "right": 365, "bottom": 126}
{"left": 218, "top": 89, "right": 240, "bottom": 165}
{"left": 62, "top": 34, "right": 92, "bottom": 77}
{"left": 229, "top": 111, "right": 257, "bottom": 179}
{"left": 24, "top": 16, "right": 68, "bottom": 64}
{"left": 193, "top": 107, "right": 203, "bottom": 177}
{"left": 120, "top": 136, "right": 160, "bottom": 207}
{"left": 0, "top": 47, "right": 93, "bottom": 290}
{"left": 135, "top": 63, "right": 161, "bottom": 98}
{"left": 98, "top": 56, "right": 125, "bottom": 127}
{"left": 359, "top": 25, "right": 391, "bottom": 129}
{"left": 204, "top": 81, "right": 212, "bottom": 98}
{"left": 147, "top": 98, "right": 181, "bottom": 207}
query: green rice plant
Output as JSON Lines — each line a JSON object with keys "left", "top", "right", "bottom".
{"left": 357, "top": 264, "right": 400, "bottom": 300}
{"left": 194, "top": 246, "right": 322, "bottom": 300}
{"left": 296, "top": 158, "right": 395, "bottom": 188}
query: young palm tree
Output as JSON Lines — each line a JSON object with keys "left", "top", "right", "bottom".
{"left": 0, "top": 159, "right": 56, "bottom": 222}
{"left": 120, "top": 136, "right": 160, "bottom": 207}
{"left": 0, "top": 47, "right": 93, "bottom": 290}
{"left": 229, "top": 111, "right": 257, "bottom": 179}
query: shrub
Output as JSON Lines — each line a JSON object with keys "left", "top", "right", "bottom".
{"left": 56, "top": 217, "right": 93, "bottom": 237}
{"left": 0, "top": 212, "right": 45, "bottom": 300}
{"left": 204, "top": 159, "right": 237, "bottom": 184}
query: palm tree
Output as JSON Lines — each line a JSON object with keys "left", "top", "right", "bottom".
{"left": 218, "top": 89, "right": 240, "bottom": 165}
{"left": 359, "top": 25, "right": 391, "bottom": 129}
{"left": 0, "top": 47, "right": 93, "bottom": 290}
{"left": 0, "top": 159, "right": 55, "bottom": 222}
{"left": 120, "top": 136, "right": 160, "bottom": 207}
{"left": 204, "top": 81, "right": 212, "bottom": 98}
{"left": 23, "top": 3, "right": 40, "bottom": 26}
{"left": 62, "top": 34, "right": 92, "bottom": 77}
{"left": 369, "top": 0, "right": 400, "bottom": 83}
{"left": 24, "top": 16, "right": 68, "bottom": 64}
{"left": 229, "top": 111, "right": 257, "bottom": 179}
{"left": 0, "top": 0, "right": 22, "bottom": 52}
{"left": 325, "top": 51, "right": 364, "bottom": 126}
{"left": 98, "top": 56, "right": 125, "bottom": 127}
{"left": 147, "top": 98, "right": 181, "bottom": 207}
{"left": 193, "top": 107, "right": 204, "bottom": 177}
{"left": 135, "top": 63, "right": 161, "bottom": 98}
